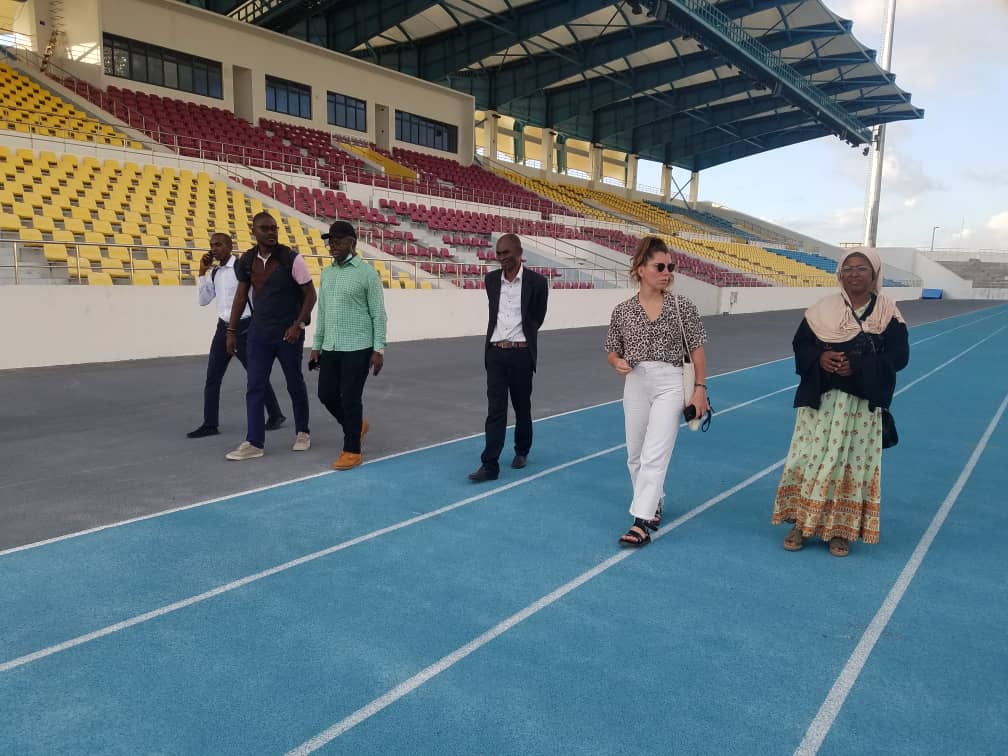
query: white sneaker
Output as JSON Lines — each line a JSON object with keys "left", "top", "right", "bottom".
{"left": 226, "top": 441, "right": 264, "bottom": 461}
{"left": 292, "top": 432, "right": 311, "bottom": 451}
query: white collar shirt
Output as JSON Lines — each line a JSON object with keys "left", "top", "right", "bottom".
{"left": 196, "top": 255, "right": 251, "bottom": 321}
{"left": 491, "top": 265, "right": 526, "bottom": 343}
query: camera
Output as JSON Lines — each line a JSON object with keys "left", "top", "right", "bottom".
{"left": 683, "top": 403, "right": 708, "bottom": 432}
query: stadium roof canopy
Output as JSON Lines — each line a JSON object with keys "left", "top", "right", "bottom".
{"left": 199, "top": 0, "right": 923, "bottom": 171}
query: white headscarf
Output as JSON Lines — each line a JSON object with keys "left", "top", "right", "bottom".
{"left": 804, "top": 248, "right": 905, "bottom": 343}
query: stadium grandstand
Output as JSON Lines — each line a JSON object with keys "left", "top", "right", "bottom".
{"left": 3, "top": 0, "right": 949, "bottom": 350}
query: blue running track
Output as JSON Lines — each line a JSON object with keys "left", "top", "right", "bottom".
{"left": 2, "top": 306, "right": 1006, "bottom": 755}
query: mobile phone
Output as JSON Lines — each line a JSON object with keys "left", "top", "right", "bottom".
{"left": 308, "top": 357, "right": 319, "bottom": 371}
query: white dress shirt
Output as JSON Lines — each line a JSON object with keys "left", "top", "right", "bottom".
{"left": 197, "top": 255, "right": 251, "bottom": 321}
{"left": 491, "top": 265, "right": 526, "bottom": 343}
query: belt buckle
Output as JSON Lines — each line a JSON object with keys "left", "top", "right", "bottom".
{"left": 499, "top": 340, "right": 513, "bottom": 348}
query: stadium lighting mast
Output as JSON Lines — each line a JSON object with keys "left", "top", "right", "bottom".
{"left": 862, "top": 0, "right": 898, "bottom": 248}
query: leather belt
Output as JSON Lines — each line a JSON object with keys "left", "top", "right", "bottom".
{"left": 491, "top": 340, "right": 528, "bottom": 349}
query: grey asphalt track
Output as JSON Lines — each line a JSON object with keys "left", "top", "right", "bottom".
{"left": 0, "top": 298, "right": 999, "bottom": 551}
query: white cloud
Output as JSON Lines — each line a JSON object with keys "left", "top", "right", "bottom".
{"left": 987, "top": 211, "right": 1008, "bottom": 232}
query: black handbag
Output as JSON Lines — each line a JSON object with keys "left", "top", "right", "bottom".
{"left": 849, "top": 304, "right": 898, "bottom": 449}
{"left": 880, "top": 407, "right": 898, "bottom": 449}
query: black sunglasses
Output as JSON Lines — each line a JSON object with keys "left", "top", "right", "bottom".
{"left": 651, "top": 262, "right": 674, "bottom": 272}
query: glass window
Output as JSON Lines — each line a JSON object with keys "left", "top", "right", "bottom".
{"left": 265, "top": 76, "right": 311, "bottom": 120}
{"left": 327, "top": 91, "right": 366, "bottom": 132}
{"left": 394, "top": 110, "right": 457, "bottom": 153}
{"left": 113, "top": 47, "right": 129, "bottom": 78}
{"left": 101, "top": 33, "right": 222, "bottom": 99}
{"left": 163, "top": 58, "right": 178, "bottom": 89}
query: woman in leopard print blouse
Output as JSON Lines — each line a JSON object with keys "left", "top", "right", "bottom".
{"left": 604, "top": 236, "right": 709, "bottom": 547}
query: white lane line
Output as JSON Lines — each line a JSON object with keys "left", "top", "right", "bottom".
{"left": 284, "top": 459, "right": 788, "bottom": 756}
{"left": 897, "top": 324, "right": 1007, "bottom": 396}
{"left": 285, "top": 321, "right": 1008, "bottom": 753}
{"left": 0, "top": 443, "right": 625, "bottom": 675}
{"left": 793, "top": 388, "right": 1008, "bottom": 756}
{"left": 2, "top": 313, "right": 1004, "bottom": 674}
{"left": 3, "top": 305, "right": 1001, "bottom": 558}
{"left": 0, "top": 378, "right": 804, "bottom": 674}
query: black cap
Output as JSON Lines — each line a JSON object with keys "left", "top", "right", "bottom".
{"left": 321, "top": 220, "right": 357, "bottom": 240}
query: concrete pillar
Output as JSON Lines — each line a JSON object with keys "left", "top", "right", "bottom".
{"left": 513, "top": 120, "right": 525, "bottom": 164}
{"left": 543, "top": 130, "right": 556, "bottom": 174}
{"left": 590, "top": 144, "right": 603, "bottom": 187}
{"left": 689, "top": 170, "right": 699, "bottom": 203}
{"left": 661, "top": 165, "right": 672, "bottom": 202}
{"left": 486, "top": 111, "right": 499, "bottom": 162}
{"left": 625, "top": 154, "right": 638, "bottom": 197}
{"left": 555, "top": 134, "right": 567, "bottom": 174}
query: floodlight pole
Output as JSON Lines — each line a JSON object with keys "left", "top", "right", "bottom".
{"left": 863, "top": 0, "right": 898, "bottom": 248}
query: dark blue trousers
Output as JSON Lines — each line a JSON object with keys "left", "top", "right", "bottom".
{"left": 245, "top": 327, "right": 310, "bottom": 448}
{"left": 480, "top": 345, "right": 534, "bottom": 472}
{"left": 203, "top": 319, "right": 282, "bottom": 429}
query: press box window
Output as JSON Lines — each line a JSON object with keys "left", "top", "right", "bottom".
{"left": 266, "top": 76, "right": 312, "bottom": 120}
{"left": 395, "top": 110, "right": 457, "bottom": 153}
{"left": 102, "top": 34, "right": 222, "bottom": 99}
{"left": 327, "top": 92, "right": 366, "bottom": 132}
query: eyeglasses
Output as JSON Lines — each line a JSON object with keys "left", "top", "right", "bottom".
{"left": 841, "top": 265, "right": 871, "bottom": 275}
{"left": 650, "top": 263, "right": 674, "bottom": 272}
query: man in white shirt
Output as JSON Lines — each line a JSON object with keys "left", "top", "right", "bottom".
{"left": 469, "top": 233, "right": 549, "bottom": 482}
{"left": 187, "top": 233, "right": 285, "bottom": 438}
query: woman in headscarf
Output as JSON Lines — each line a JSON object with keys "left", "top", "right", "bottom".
{"left": 771, "top": 249, "right": 909, "bottom": 557}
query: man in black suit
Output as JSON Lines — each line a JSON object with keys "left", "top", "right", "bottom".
{"left": 469, "top": 233, "right": 549, "bottom": 482}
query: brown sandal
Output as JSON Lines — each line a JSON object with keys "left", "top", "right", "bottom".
{"left": 829, "top": 537, "right": 849, "bottom": 557}
{"left": 783, "top": 525, "right": 804, "bottom": 551}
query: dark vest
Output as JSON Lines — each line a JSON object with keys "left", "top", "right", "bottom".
{"left": 238, "top": 246, "right": 304, "bottom": 339}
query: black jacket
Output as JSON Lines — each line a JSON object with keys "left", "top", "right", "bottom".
{"left": 484, "top": 267, "right": 549, "bottom": 370}
{"left": 792, "top": 313, "right": 909, "bottom": 412}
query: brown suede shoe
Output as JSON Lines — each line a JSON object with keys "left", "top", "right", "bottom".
{"left": 332, "top": 451, "right": 363, "bottom": 471}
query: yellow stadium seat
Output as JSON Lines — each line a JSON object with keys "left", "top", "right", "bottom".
{"left": 101, "top": 257, "right": 130, "bottom": 279}
{"left": 18, "top": 227, "right": 43, "bottom": 245}
{"left": 420, "top": 281, "right": 433, "bottom": 290}
{"left": 0, "top": 213, "right": 20, "bottom": 231}
{"left": 133, "top": 272, "right": 156, "bottom": 286}
{"left": 157, "top": 273, "right": 180, "bottom": 286}
{"left": 43, "top": 243, "right": 67, "bottom": 264}
{"left": 132, "top": 258, "right": 155, "bottom": 273}
{"left": 64, "top": 218, "right": 86, "bottom": 235}
{"left": 86, "top": 271, "right": 114, "bottom": 286}
{"left": 33, "top": 216, "right": 55, "bottom": 233}
{"left": 52, "top": 229, "right": 74, "bottom": 243}
{"left": 83, "top": 231, "right": 105, "bottom": 245}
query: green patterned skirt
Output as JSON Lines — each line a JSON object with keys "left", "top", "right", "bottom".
{"left": 772, "top": 389, "right": 883, "bottom": 544}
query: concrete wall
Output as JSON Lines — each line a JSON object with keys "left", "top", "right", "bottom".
{"left": 1, "top": 283, "right": 924, "bottom": 370}
{"left": 717, "top": 286, "right": 922, "bottom": 316}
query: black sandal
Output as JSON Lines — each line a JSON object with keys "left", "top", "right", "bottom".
{"left": 619, "top": 518, "right": 652, "bottom": 547}
{"left": 646, "top": 499, "right": 664, "bottom": 531}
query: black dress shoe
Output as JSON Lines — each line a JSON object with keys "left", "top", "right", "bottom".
{"left": 265, "top": 414, "right": 287, "bottom": 431}
{"left": 187, "top": 425, "right": 219, "bottom": 439}
{"left": 468, "top": 466, "right": 499, "bottom": 482}
{"left": 511, "top": 454, "right": 528, "bottom": 469}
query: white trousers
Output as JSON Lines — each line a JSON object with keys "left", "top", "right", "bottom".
{"left": 623, "top": 361, "right": 683, "bottom": 520}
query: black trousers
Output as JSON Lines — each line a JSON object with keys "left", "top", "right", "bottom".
{"left": 480, "top": 345, "right": 534, "bottom": 471}
{"left": 203, "top": 318, "right": 282, "bottom": 429}
{"left": 318, "top": 348, "right": 373, "bottom": 453}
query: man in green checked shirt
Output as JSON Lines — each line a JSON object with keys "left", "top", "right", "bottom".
{"left": 309, "top": 221, "right": 388, "bottom": 470}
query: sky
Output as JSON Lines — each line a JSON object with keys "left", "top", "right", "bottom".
{"left": 637, "top": 0, "right": 1008, "bottom": 252}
